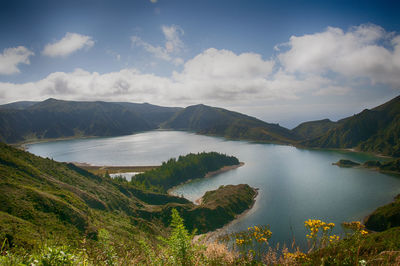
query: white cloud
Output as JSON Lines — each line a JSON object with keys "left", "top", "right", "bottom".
{"left": 0, "top": 46, "right": 34, "bottom": 75}
{"left": 0, "top": 49, "right": 280, "bottom": 104}
{"left": 278, "top": 24, "right": 400, "bottom": 87}
{"left": 2, "top": 24, "right": 399, "bottom": 113}
{"left": 43, "top": 32, "right": 95, "bottom": 57}
{"left": 131, "top": 25, "right": 184, "bottom": 65}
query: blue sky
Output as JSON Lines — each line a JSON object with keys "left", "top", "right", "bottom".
{"left": 0, "top": 0, "right": 399, "bottom": 127}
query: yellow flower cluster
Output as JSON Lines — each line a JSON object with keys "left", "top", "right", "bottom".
{"left": 284, "top": 251, "right": 309, "bottom": 262}
{"left": 247, "top": 225, "right": 272, "bottom": 243}
{"left": 342, "top": 221, "right": 369, "bottom": 235}
{"left": 236, "top": 238, "right": 245, "bottom": 245}
{"left": 329, "top": 235, "right": 340, "bottom": 242}
{"left": 342, "top": 221, "right": 364, "bottom": 230}
{"left": 304, "top": 219, "right": 335, "bottom": 238}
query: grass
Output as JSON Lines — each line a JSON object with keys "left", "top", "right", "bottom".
{"left": 76, "top": 164, "right": 158, "bottom": 175}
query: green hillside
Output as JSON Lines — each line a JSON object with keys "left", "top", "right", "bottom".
{"left": 302, "top": 95, "right": 400, "bottom": 156}
{"left": 0, "top": 143, "right": 255, "bottom": 251}
{"left": 163, "top": 104, "right": 298, "bottom": 144}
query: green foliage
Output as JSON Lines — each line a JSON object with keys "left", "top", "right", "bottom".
{"left": 160, "top": 209, "right": 199, "bottom": 265}
{"left": 132, "top": 152, "right": 240, "bottom": 192}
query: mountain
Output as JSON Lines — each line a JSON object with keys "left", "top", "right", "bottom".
{"left": 292, "top": 119, "right": 338, "bottom": 140}
{"left": 302, "top": 95, "right": 400, "bottom": 156}
{"left": 115, "top": 102, "right": 182, "bottom": 127}
{"left": 0, "top": 101, "right": 38, "bottom": 110}
{"left": 0, "top": 98, "right": 181, "bottom": 143}
{"left": 163, "top": 104, "right": 298, "bottom": 144}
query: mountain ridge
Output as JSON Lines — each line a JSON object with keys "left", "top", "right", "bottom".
{"left": 1, "top": 95, "right": 399, "bottom": 157}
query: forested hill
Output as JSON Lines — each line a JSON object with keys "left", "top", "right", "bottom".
{"left": 162, "top": 104, "right": 299, "bottom": 144}
{"left": 301, "top": 95, "right": 400, "bottom": 156}
{"left": 132, "top": 152, "right": 240, "bottom": 192}
{"left": 0, "top": 98, "right": 181, "bottom": 143}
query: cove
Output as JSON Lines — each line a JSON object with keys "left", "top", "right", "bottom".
{"left": 26, "top": 130, "right": 400, "bottom": 248}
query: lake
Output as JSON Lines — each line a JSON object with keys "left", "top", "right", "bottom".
{"left": 27, "top": 130, "right": 400, "bottom": 248}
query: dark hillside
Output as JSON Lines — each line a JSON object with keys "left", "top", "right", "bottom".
{"left": 0, "top": 98, "right": 178, "bottom": 143}
{"left": 163, "top": 104, "right": 298, "bottom": 144}
{"left": 292, "top": 118, "right": 338, "bottom": 140}
{"left": 303, "top": 95, "right": 400, "bottom": 156}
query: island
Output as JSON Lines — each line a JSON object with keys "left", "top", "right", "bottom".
{"left": 332, "top": 159, "right": 360, "bottom": 167}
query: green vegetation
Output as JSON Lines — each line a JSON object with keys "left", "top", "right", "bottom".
{"left": 162, "top": 104, "right": 298, "bottom": 144}
{"left": 132, "top": 152, "right": 240, "bottom": 192}
{"left": 364, "top": 193, "right": 400, "bottom": 232}
{"left": 303, "top": 95, "right": 400, "bottom": 157}
{"left": 333, "top": 159, "right": 361, "bottom": 167}
{"left": 0, "top": 142, "right": 258, "bottom": 264}
{"left": 77, "top": 164, "right": 158, "bottom": 176}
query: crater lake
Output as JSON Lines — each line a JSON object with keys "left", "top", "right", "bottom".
{"left": 26, "top": 130, "right": 400, "bottom": 248}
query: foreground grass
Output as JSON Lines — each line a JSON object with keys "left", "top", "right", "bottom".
{"left": 2, "top": 213, "right": 400, "bottom": 265}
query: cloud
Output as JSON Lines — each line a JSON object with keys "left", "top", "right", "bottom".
{"left": 43, "top": 32, "right": 94, "bottom": 57}
{"left": 2, "top": 24, "right": 399, "bottom": 111}
{"left": 150, "top": 0, "right": 157, "bottom": 3}
{"left": 0, "top": 46, "right": 34, "bottom": 75}
{"left": 278, "top": 24, "right": 400, "bottom": 87}
{"left": 0, "top": 49, "right": 279, "bottom": 104}
{"left": 131, "top": 25, "right": 184, "bottom": 65}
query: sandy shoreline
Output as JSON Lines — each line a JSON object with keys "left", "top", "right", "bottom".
{"left": 194, "top": 187, "right": 259, "bottom": 244}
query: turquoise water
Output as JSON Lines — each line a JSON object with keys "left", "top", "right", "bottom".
{"left": 27, "top": 131, "right": 400, "bottom": 248}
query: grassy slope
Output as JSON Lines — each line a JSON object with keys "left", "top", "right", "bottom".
{"left": 0, "top": 143, "right": 256, "bottom": 249}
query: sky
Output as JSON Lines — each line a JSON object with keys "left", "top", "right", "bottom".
{"left": 0, "top": 0, "right": 399, "bottom": 128}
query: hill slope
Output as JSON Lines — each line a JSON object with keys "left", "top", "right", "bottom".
{"left": 302, "top": 95, "right": 400, "bottom": 156}
{"left": 163, "top": 104, "right": 298, "bottom": 144}
{"left": 0, "top": 99, "right": 181, "bottom": 143}
{"left": 0, "top": 143, "right": 256, "bottom": 248}
{"left": 292, "top": 119, "right": 338, "bottom": 140}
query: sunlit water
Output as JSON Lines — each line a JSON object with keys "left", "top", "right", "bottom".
{"left": 27, "top": 131, "right": 400, "bottom": 248}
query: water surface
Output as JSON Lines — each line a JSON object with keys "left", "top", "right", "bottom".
{"left": 27, "top": 131, "right": 400, "bottom": 248}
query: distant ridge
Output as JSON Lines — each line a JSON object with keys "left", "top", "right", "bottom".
{"left": 0, "top": 98, "right": 180, "bottom": 143}
{"left": 292, "top": 119, "right": 338, "bottom": 140}
{"left": 162, "top": 104, "right": 299, "bottom": 144}
{"left": 0, "top": 95, "right": 399, "bottom": 156}
{"left": 302, "top": 95, "right": 400, "bottom": 156}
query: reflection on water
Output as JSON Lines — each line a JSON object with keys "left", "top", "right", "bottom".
{"left": 27, "top": 131, "right": 400, "bottom": 248}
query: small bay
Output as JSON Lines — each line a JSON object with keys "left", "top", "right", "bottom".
{"left": 27, "top": 131, "right": 400, "bottom": 248}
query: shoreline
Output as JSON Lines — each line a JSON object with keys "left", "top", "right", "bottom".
{"left": 73, "top": 163, "right": 158, "bottom": 175}
{"left": 167, "top": 162, "right": 245, "bottom": 197}
{"left": 14, "top": 132, "right": 395, "bottom": 160}
{"left": 194, "top": 187, "right": 259, "bottom": 244}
